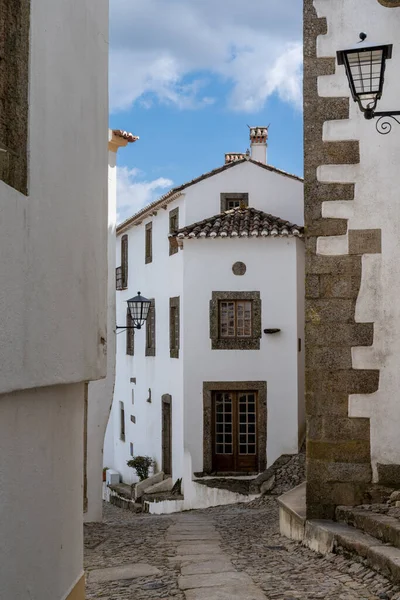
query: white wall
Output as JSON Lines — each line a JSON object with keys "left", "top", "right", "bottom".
{"left": 0, "top": 0, "right": 108, "bottom": 597}
{"left": 183, "top": 236, "right": 302, "bottom": 473}
{"left": 0, "top": 0, "right": 108, "bottom": 395}
{"left": 184, "top": 161, "right": 303, "bottom": 228}
{"left": 314, "top": 0, "right": 400, "bottom": 479}
{"left": 0, "top": 384, "right": 85, "bottom": 600}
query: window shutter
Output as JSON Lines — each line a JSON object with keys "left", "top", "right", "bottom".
{"left": 169, "top": 208, "right": 179, "bottom": 256}
{"left": 145, "top": 299, "right": 156, "bottom": 356}
{"left": 126, "top": 308, "right": 134, "bottom": 355}
{"left": 121, "top": 234, "right": 128, "bottom": 288}
{"left": 169, "top": 297, "right": 180, "bottom": 358}
{"left": 145, "top": 222, "right": 153, "bottom": 264}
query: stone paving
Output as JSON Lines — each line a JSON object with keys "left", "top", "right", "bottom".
{"left": 85, "top": 499, "right": 400, "bottom": 599}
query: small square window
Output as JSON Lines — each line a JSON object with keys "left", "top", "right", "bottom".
{"left": 220, "top": 193, "right": 249, "bottom": 212}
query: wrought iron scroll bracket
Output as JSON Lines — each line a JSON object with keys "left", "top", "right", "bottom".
{"left": 374, "top": 112, "right": 400, "bottom": 135}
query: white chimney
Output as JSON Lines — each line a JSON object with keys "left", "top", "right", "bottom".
{"left": 249, "top": 127, "right": 268, "bottom": 164}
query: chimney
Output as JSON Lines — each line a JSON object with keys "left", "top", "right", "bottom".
{"left": 249, "top": 127, "right": 268, "bottom": 164}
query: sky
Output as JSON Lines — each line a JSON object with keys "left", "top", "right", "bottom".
{"left": 109, "top": 0, "right": 303, "bottom": 223}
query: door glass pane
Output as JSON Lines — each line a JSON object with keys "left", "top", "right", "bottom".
{"left": 238, "top": 393, "right": 257, "bottom": 455}
{"left": 214, "top": 393, "right": 233, "bottom": 455}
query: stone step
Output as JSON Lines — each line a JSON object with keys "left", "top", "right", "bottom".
{"left": 305, "top": 519, "right": 400, "bottom": 583}
{"left": 336, "top": 505, "right": 400, "bottom": 549}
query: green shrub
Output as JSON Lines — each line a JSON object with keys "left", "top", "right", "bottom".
{"left": 127, "top": 456, "right": 154, "bottom": 481}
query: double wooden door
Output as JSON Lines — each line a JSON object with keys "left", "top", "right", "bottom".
{"left": 212, "top": 391, "right": 258, "bottom": 473}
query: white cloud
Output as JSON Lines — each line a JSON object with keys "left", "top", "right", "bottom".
{"left": 117, "top": 167, "right": 173, "bottom": 223}
{"left": 110, "top": 0, "right": 302, "bottom": 113}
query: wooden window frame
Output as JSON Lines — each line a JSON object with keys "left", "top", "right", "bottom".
{"left": 219, "top": 299, "right": 253, "bottom": 339}
{"left": 126, "top": 308, "right": 134, "bottom": 356}
{"left": 0, "top": 0, "right": 30, "bottom": 194}
{"left": 145, "top": 222, "right": 153, "bottom": 264}
{"left": 210, "top": 291, "right": 261, "bottom": 350}
{"left": 145, "top": 299, "right": 156, "bottom": 356}
{"left": 169, "top": 297, "right": 180, "bottom": 358}
{"left": 169, "top": 207, "right": 179, "bottom": 256}
{"left": 121, "top": 235, "right": 128, "bottom": 289}
{"left": 220, "top": 193, "right": 249, "bottom": 212}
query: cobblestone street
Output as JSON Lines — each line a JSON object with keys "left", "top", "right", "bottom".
{"left": 85, "top": 499, "right": 400, "bottom": 600}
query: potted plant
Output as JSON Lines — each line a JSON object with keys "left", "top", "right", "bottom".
{"left": 126, "top": 456, "right": 154, "bottom": 481}
{"left": 103, "top": 467, "right": 108, "bottom": 482}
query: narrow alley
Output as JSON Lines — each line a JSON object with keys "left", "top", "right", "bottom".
{"left": 85, "top": 499, "right": 399, "bottom": 600}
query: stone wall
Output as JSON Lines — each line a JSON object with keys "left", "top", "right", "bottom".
{"left": 304, "top": 0, "right": 380, "bottom": 520}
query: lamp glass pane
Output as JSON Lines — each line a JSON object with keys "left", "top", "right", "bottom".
{"left": 347, "top": 48, "right": 383, "bottom": 96}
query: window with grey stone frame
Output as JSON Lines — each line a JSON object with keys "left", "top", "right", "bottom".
{"left": 145, "top": 299, "right": 156, "bottom": 356}
{"left": 220, "top": 193, "right": 249, "bottom": 212}
{"left": 169, "top": 297, "right": 180, "bottom": 358}
{"left": 145, "top": 222, "right": 153, "bottom": 264}
{"left": 126, "top": 308, "right": 134, "bottom": 356}
{"left": 169, "top": 207, "right": 179, "bottom": 256}
{"left": 0, "top": 0, "right": 30, "bottom": 194}
{"left": 209, "top": 291, "right": 261, "bottom": 350}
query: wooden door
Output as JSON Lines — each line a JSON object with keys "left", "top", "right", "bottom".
{"left": 212, "top": 391, "right": 258, "bottom": 473}
{"left": 162, "top": 396, "right": 172, "bottom": 475}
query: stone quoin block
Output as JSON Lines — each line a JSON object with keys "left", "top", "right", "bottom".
{"left": 348, "top": 229, "right": 382, "bottom": 255}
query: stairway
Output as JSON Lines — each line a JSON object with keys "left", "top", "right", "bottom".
{"left": 107, "top": 473, "right": 183, "bottom": 513}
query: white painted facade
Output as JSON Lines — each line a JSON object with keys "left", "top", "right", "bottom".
{"left": 105, "top": 142, "right": 305, "bottom": 505}
{"left": 0, "top": 0, "right": 108, "bottom": 598}
{"left": 313, "top": 0, "right": 400, "bottom": 480}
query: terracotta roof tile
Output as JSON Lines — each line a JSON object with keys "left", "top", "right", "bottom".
{"left": 113, "top": 129, "right": 139, "bottom": 143}
{"left": 173, "top": 207, "right": 304, "bottom": 240}
{"left": 117, "top": 158, "right": 303, "bottom": 234}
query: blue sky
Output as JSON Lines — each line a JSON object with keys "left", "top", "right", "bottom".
{"left": 109, "top": 0, "right": 303, "bottom": 222}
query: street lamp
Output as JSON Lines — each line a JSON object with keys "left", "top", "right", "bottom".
{"left": 116, "top": 292, "right": 151, "bottom": 331}
{"left": 337, "top": 34, "right": 399, "bottom": 133}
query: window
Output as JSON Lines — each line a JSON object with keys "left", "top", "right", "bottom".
{"left": 169, "top": 297, "right": 180, "bottom": 358}
{"left": 145, "top": 299, "right": 156, "bottom": 356}
{"left": 119, "top": 402, "right": 125, "bottom": 441}
{"left": 126, "top": 308, "right": 134, "bottom": 355}
{"left": 209, "top": 291, "right": 261, "bottom": 350}
{"left": 121, "top": 235, "right": 128, "bottom": 288}
{"left": 169, "top": 207, "right": 179, "bottom": 256}
{"left": 116, "top": 266, "right": 123, "bottom": 291}
{"left": 145, "top": 222, "right": 153, "bottom": 264}
{"left": 0, "top": 0, "right": 30, "bottom": 194}
{"left": 219, "top": 300, "right": 252, "bottom": 338}
{"left": 220, "top": 193, "right": 249, "bottom": 212}
{"left": 130, "top": 442, "right": 134, "bottom": 456}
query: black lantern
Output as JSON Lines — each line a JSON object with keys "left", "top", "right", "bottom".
{"left": 337, "top": 34, "right": 400, "bottom": 134}
{"left": 116, "top": 291, "right": 151, "bottom": 331}
{"left": 127, "top": 292, "right": 151, "bottom": 330}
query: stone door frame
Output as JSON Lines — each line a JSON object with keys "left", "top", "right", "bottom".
{"left": 203, "top": 381, "right": 267, "bottom": 474}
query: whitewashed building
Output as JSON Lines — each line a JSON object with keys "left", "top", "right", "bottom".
{"left": 105, "top": 129, "right": 305, "bottom": 508}
{"left": 0, "top": 0, "right": 108, "bottom": 598}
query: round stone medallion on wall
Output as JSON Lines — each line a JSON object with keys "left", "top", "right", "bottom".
{"left": 377, "top": 0, "right": 400, "bottom": 5}
{"left": 232, "top": 261, "right": 246, "bottom": 276}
